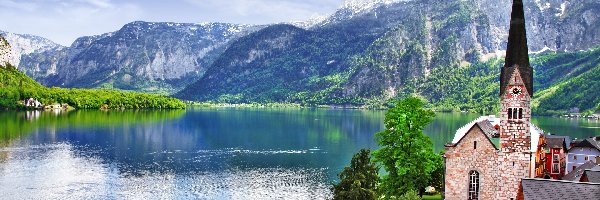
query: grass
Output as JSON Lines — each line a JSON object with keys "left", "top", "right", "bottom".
{"left": 422, "top": 194, "right": 442, "bottom": 200}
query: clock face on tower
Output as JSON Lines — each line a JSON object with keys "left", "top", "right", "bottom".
{"left": 509, "top": 86, "right": 524, "bottom": 99}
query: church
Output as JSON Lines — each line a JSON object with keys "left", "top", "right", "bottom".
{"left": 443, "top": 1, "right": 600, "bottom": 199}
{"left": 443, "top": 0, "right": 539, "bottom": 199}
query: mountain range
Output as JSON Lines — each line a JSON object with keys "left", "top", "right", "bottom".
{"left": 2, "top": 0, "right": 600, "bottom": 113}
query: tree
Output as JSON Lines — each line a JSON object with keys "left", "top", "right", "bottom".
{"left": 373, "top": 97, "right": 442, "bottom": 197}
{"left": 332, "top": 148, "right": 379, "bottom": 200}
{"left": 399, "top": 190, "right": 421, "bottom": 200}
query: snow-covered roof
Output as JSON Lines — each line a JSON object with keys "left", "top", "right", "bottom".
{"left": 451, "top": 115, "right": 542, "bottom": 152}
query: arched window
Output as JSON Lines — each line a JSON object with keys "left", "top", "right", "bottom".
{"left": 508, "top": 108, "right": 513, "bottom": 119}
{"left": 513, "top": 108, "right": 518, "bottom": 120}
{"left": 519, "top": 108, "right": 523, "bottom": 119}
{"left": 468, "top": 171, "right": 480, "bottom": 200}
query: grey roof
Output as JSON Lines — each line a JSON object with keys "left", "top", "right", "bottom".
{"left": 546, "top": 137, "right": 566, "bottom": 149}
{"left": 572, "top": 138, "right": 600, "bottom": 151}
{"left": 563, "top": 161, "right": 597, "bottom": 181}
{"left": 584, "top": 170, "right": 600, "bottom": 183}
{"left": 446, "top": 119, "right": 500, "bottom": 150}
{"left": 521, "top": 178, "right": 600, "bottom": 200}
{"left": 476, "top": 120, "right": 499, "bottom": 138}
{"left": 547, "top": 135, "right": 572, "bottom": 148}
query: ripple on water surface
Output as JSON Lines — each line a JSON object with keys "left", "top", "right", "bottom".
{"left": 0, "top": 143, "right": 332, "bottom": 200}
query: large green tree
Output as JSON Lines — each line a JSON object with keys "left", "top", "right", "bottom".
{"left": 373, "top": 97, "right": 442, "bottom": 197}
{"left": 332, "top": 148, "right": 379, "bottom": 200}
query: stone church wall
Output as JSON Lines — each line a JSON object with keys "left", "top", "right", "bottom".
{"left": 445, "top": 126, "right": 501, "bottom": 200}
{"left": 495, "top": 152, "right": 532, "bottom": 199}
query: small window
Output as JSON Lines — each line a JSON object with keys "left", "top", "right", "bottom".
{"left": 553, "top": 155, "right": 559, "bottom": 163}
{"left": 552, "top": 163, "right": 559, "bottom": 174}
{"left": 513, "top": 109, "right": 518, "bottom": 120}
{"left": 572, "top": 166, "right": 576, "bottom": 171}
{"left": 468, "top": 171, "right": 480, "bottom": 200}
{"left": 519, "top": 108, "right": 523, "bottom": 119}
{"left": 585, "top": 156, "right": 588, "bottom": 161}
{"left": 508, "top": 108, "right": 513, "bottom": 119}
{"left": 474, "top": 141, "right": 477, "bottom": 149}
{"left": 574, "top": 155, "right": 577, "bottom": 160}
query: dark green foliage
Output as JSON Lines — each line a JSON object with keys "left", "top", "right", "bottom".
{"left": 396, "top": 58, "right": 502, "bottom": 114}
{"left": 535, "top": 64, "right": 600, "bottom": 114}
{"left": 532, "top": 47, "right": 600, "bottom": 90}
{"left": 332, "top": 148, "right": 379, "bottom": 200}
{"left": 0, "top": 63, "right": 185, "bottom": 109}
{"left": 373, "top": 97, "right": 443, "bottom": 197}
{"left": 387, "top": 47, "right": 600, "bottom": 115}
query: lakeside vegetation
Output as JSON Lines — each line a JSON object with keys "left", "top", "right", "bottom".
{"left": 333, "top": 97, "right": 444, "bottom": 199}
{"left": 0, "top": 63, "right": 185, "bottom": 110}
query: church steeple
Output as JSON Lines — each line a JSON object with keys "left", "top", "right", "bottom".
{"left": 500, "top": 0, "right": 533, "bottom": 97}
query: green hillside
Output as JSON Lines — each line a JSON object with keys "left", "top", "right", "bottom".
{"left": 533, "top": 49, "right": 600, "bottom": 115}
{"left": 406, "top": 47, "right": 600, "bottom": 115}
{"left": 0, "top": 63, "right": 185, "bottom": 109}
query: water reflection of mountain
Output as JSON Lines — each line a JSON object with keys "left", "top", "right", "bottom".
{"left": 0, "top": 110, "right": 185, "bottom": 143}
{"left": 18, "top": 108, "right": 385, "bottom": 177}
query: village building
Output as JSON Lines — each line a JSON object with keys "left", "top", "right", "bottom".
{"left": 535, "top": 135, "right": 569, "bottom": 179}
{"left": 566, "top": 137, "right": 600, "bottom": 173}
{"left": 25, "top": 97, "right": 42, "bottom": 108}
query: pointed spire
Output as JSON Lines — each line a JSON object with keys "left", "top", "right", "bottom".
{"left": 500, "top": 0, "right": 533, "bottom": 97}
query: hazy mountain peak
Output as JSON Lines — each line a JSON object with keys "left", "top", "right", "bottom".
{"left": 342, "top": 0, "right": 410, "bottom": 14}
{"left": 0, "top": 35, "right": 13, "bottom": 66}
{"left": 0, "top": 30, "right": 64, "bottom": 67}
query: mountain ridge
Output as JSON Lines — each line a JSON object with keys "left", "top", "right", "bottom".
{"left": 6, "top": 0, "right": 600, "bottom": 114}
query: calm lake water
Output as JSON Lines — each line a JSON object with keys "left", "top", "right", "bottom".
{"left": 0, "top": 108, "right": 598, "bottom": 199}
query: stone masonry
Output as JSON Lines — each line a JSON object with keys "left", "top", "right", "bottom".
{"left": 497, "top": 67, "right": 532, "bottom": 199}
{"left": 445, "top": 125, "right": 501, "bottom": 200}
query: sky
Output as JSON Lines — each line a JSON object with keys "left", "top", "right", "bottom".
{"left": 0, "top": 0, "right": 344, "bottom": 46}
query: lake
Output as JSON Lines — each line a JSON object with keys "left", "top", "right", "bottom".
{"left": 0, "top": 108, "right": 599, "bottom": 199}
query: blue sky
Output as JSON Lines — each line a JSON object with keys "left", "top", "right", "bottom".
{"left": 0, "top": 0, "right": 343, "bottom": 46}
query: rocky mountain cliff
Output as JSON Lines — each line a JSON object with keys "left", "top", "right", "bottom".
{"left": 16, "top": 22, "right": 259, "bottom": 93}
{"left": 177, "top": 0, "right": 600, "bottom": 105}
{"left": 0, "top": 36, "right": 12, "bottom": 65}
{"left": 0, "top": 31, "right": 63, "bottom": 68}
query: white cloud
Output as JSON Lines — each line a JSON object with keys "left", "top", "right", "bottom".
{"left": 0, "top": 0, "right": 38, "bottom": 11}
{"left": 183, "top": 0, "right": 341, "bottom": 24}
{"left": 78, "top": 0, "right": 114, "bottom": 9}
{"left": 0, "top": 0, "right": 343, "bottom": 45}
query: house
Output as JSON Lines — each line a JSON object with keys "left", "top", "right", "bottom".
{"left": 535, "top": 135, "right": 547, "bottom": 178}
{"left": 25, "top": 97, "right": 42, "bottom": 108}
{"left": 535, "top": 135, "right": 569, "bottom": 179}
{"left": 443, "top": 1, "right": 540, "bottom": 199}
{"left": 566, "top": 137, "right": 600, "bottom": 173}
